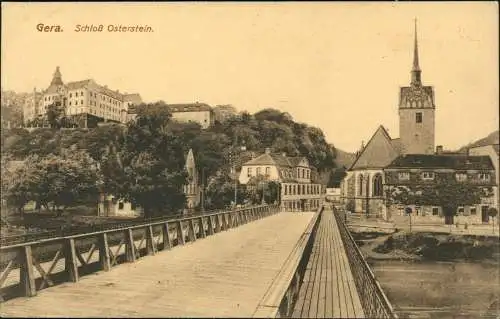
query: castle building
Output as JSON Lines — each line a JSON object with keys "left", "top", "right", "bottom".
{"left": 341, "top": 21, "right": 498, "bottom": 223}
{"left": 23, "top": 67, "right": 142, "bottom": 128}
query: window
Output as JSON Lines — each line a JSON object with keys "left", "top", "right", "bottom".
{"left": 69, "top": 102, "right": 72, "bottom": 106}
{"left": 284, "top": 185, "right": 288, "bottom": 195}
{"left": 358, "top": 175, "right": 364, "bottom": 196}
{"left": 256, "top": 167, "right": 262, "bottom": 175}
{"left": 470, "top": 207, "right": 477, "bottom": 215}
{"left": 421, "top": 172, "right": 435, "bottom": 180}
{"left": 372, "top": 174, "right": 383, "bottom": 197}
{"left": 416, "top": 112, "right": 422, "bottom": 123}
{"left": 457, "top": 207, "right": 465, "bottom": 215}
{"left": 69, "top": 93, "right": 72, "bottom": 98}
{"left": 455, "top": 173, "right": 467, "bottom": 182}
{"left": 302, "top": 184, "right": 305, "bottom": 195}
{"left": 478, "top": 173, "right": 490, "bottom": 181}
{"left": 398, "top": 172, "right": 410, "bottom": 181}
{"left": 118, "top": 202, "right": 124, "bottom": 210}
{"left": 432, "top": 207, "right": 439, "bottom": 216}
{"left": 265, "top": 167, "right": 270, "bottom": 175}
{"left": 298, "top": 185, "right": 301, "bottom": 195}
{"left": 247, "top": 167, "right": 252, "bottom": 177}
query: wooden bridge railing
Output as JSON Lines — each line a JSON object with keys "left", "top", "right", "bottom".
{"left": 0, "top": 204, "right": 280, "bottom": 302}
{"left": 333, "top": 206, "right": 398, "bottom": 319}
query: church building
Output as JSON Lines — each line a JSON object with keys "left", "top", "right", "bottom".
{"left": 341, "top": 21, "right": 497, "bottom": 223}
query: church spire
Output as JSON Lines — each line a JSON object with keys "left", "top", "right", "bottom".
{"left": 50, "top": 66, "right": 63, "bottom": 86}
{"left": 411, "top": 18, "right": 422, "bottom": 86}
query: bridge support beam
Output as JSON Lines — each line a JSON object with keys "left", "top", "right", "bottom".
{"left": 198, "top": 217, "right": 206, "bottom": 238}
{"left": 188, "top": 219, "right": 197, "bottom": 242}
{"left": 163, "top": 223, "right": 172, "bottom": 250}
{"left": 146, "top": 226, "right": 156, "bottom": 256}
{"left": 126, "top": 229, "right": 136, "bottom": 262}
{"left": 176, "top": 221, "right": 185, "bottom": 245}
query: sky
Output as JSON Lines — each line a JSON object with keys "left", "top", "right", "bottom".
{"left": 1, "top": 2, "right": 498, "bottom": 153}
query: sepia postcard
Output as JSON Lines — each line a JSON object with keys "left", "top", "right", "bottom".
{"left": 0, "top": 2, "right": 499, "bottom": 318}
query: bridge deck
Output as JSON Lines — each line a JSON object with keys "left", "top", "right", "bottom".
{"left": 292, "top": 209, "right": 365, "bottom": 318}
{"left": 1, "top": 212, "right": 314, "bottom": 318}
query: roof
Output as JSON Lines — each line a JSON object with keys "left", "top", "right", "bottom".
{"left": 242, "top": 152, "right": 309, "bottom": 169}
{"left": 386, "top": 154, "right": 494, "bottom": 170}
{"left": 66, "top": 79, "right": 93, "bottom": 90}
{"left": 350, "top": 125, "right": 401, "bottom": 170}
{"left": 168, "top": 103, "right": 212, "bottom": 113}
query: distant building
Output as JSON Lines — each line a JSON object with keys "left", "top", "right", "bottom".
{"left": 325, "top": 188, "right": 341, "bottom": 203}
{"left": 213, "top": 104, "right": 238, "bottom": 122}
{"left": 23, "top": 66, "right": 142, "bottom": 128}
{"left": 239, "top": 148, "right": 323, "bottom": 211}
{"left": 167, "top": 103, "right": 215, "bottom": 129}
{"left": 468, "top": 144, "right": 500, "bottom": 211}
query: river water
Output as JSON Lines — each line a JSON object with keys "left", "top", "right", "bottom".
{"left": 371, "top": 260, "right": 500, "bottom": 318}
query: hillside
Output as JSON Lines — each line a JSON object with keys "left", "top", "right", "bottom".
{"left": 335, "top": 148, "right": 356, "bottom": 169}
{"left": 458, "top": 130, "right": 499, "bottom": 153}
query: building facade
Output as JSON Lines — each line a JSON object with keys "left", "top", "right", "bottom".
{"left": 468, "top": 144, "right": 500, "bottom": 211}
{"left": 168, "top": 103, "right": 215, "bottom": 129}
{"left": 239, "top": 148, "right": 322, "bottom": 211}
{"left": 24, "top": 67, "right": 142, "bottom": 128}
{"left": 384, "top": 154, "right": 496, "bottom": 224}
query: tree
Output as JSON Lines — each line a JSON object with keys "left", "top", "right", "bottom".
{"left": 112, "top": 103, "right": 188, "bottom": 218}
{"left": 46, "top": 103, "right": 64, "bottom": 128}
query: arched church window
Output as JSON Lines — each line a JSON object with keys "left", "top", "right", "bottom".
{"left": 373, "top": 174, "right": 383, "bottom": 197}
{"left": 358, "top": 174, "right": 364, "bottom": 196}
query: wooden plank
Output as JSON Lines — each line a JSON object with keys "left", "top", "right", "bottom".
{"left": 316, "top": 215, "right": 328, "bottom": 318}
{"left": 324, "top": 212, "right": 334, "bottom": 319}
{"left": 146, "top": 226, "right": 156, "bottom": 255}
{"left": 300, "top": 221, "right": 323, "bottom": 317}
{"left": 125, "top": 229, "right": 136, "bottom": 262}
{"left": 177, "top": 221, "right": 185, "bottom": 245}
{"left": 307, "top": 215, "right": 325, "bottom": 318}
{"left": 198, "top": 217, "right": 206, "bottom": 238}
{"left": 189, "top": 219, "right": 197, "bottom": 242}
{"left": 329, "top": 211, "right": 342, "bottom": 319}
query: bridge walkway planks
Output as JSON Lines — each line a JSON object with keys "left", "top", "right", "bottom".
{"left": 291, "top": 208, "right": 365, "bottom": 318}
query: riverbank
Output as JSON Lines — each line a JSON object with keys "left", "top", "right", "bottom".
{"left": 349, "top": 228, "right": 500, "bottom": 318}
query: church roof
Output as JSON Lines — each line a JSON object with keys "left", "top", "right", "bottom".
{"left": 386, "top": 154, "right": 494, "bottom": 170}
{"left": 349, "top": 125, "right": 401, "bottom": 171}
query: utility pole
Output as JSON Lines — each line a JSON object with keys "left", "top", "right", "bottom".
{"left": 201, "top": 167, "right": 205, "bottom": 213}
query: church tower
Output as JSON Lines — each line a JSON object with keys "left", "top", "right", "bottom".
{"left": 398, "top": 20, "right": 436, "bottom": 155}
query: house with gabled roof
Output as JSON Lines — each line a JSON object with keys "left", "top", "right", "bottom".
{"left": 239, "top": 148, "right": 323, "bottom": 211}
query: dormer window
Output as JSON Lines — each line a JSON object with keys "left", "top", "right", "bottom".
{"left": 398, "top": 172, "right": 410, "bottom": 181}
{"left": 478, "top": 173, "right": 490, "bottom": 182}
{"left": 421, "top": 172, "right": 435, "bottom": 180}
{"left": 455, "top": 173, "right": 467, "bottom": 182}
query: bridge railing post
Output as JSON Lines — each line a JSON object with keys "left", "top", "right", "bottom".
{"left": 207, "top": 216, "right": 215, "bottom": 235}
{"left": 19, "top": 245, "right": 36, "bottom": 297}
{"left": 65, "top": 238, "right": 79, "bottom": 282}
{"left": 98, "top": 232, "right": 111, "bottom": 271}
{"left": 125, "top": 229, "right": 136, "bottom": 262}
{"left": 176, "top": 221, "right": 185, "bottom": 245}
{"left": 146, "top": 225, "right": 156, "bottom": 255}
{"left": 188, "top": 219, "right": 197, "bottom": 242}
{"left": 215, "top": 214, "right": 222, "bottom": 233}
{"left": 198, "top": 217, "right": 206, "bottom": 238}
{"left": 163, "top": 222, "right": 172, "bottom": 250}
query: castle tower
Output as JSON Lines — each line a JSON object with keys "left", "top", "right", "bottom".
{"left": 398, "top": 19, "right": 436, "bottom": 155}
{"left": 50, "top": 66, "right": 64, "bottom": 86}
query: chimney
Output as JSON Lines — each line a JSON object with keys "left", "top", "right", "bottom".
{"left": 436, "top": 145, "right": 443, "bottom": 154}
{"left": 265, "top": 148, "right": 271, "bottom": 154}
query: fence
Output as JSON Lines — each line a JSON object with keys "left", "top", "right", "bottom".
{"left": 0, "top": 204, "right": 279, "bottom": 302}
{"left": 0, "top": 208, "right": 242, "bottom": 246}
{"left": 333, "top": 206, "right": 398, "bottom": 319}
